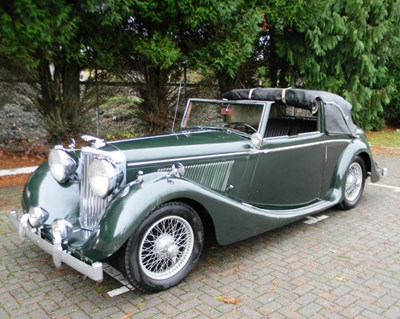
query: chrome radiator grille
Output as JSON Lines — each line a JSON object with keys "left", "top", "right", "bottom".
{"left": 159, "top": 161, "right": 234, "bottom": 192}
{"left": 79, "top": 152, "right": 111, "bottom": 230}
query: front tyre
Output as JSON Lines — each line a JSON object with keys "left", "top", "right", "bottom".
{"left": 124, "top": 202, "right": 204, "bottom": 293}
{"left": 339, "top": 157, "right": 366, "bottom": 210}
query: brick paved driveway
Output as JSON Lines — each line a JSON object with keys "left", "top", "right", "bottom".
{"left": 1, "top": 153, "right": 399, "bottom": 319}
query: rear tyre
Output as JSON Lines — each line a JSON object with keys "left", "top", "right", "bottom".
{"left": 124, "top": 202, "right": 204, "bottom": 293}
{"left": 339, "top": 157, "right": 366, "bottom": 210}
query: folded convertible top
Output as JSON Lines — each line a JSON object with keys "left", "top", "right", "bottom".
{"left": 223, "top": 88, "right": 358, "bottom": 136}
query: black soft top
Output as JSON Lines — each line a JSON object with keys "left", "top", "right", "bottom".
{"left": 223, "top": 88, "right": 358, "bottom": 136}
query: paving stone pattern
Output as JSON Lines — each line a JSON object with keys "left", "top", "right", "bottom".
{"left": 1, "top": 154, "right": 399, "bottom": 318}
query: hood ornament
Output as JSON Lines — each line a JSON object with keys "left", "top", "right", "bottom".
{"left": 69, "top": 138, "right": 76, "bottom": 149}
{"left": 81, "top": 135, "right": 105, "bottom": 148}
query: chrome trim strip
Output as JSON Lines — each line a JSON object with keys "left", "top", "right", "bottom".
{"left": 128, "top": 139, "right": 350, "bottom": 167}
{"left": 9, "top": 211, "right": 103, "bottom": 282}
{"left": 263, "top": 131, "right": 321, "bottom": 141}
{"left": 128, "top": 151, "right": 249, "bottom": 167}
{"left": 257, "top": 139, "right": 350, "bottom": 154}
{"left": 297, "top": 131, "right": 320, "bottom": 136}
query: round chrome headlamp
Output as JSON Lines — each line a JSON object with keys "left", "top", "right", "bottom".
{"left": 88, "top": 158, "right": 123, "bottom": 198}
{"left": 28, "top": 206, "right": 49, "bottom": 228}
{"left": 49, "top": 147, "right": 79, "bottom": 183}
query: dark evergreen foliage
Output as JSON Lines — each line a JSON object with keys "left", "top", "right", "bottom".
{"left": 0, "top": 0, "right": 399, "bottom": 139}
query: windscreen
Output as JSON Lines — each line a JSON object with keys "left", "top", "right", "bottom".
{"left": 182, "top": 101, "right": 264, "bottom": 134}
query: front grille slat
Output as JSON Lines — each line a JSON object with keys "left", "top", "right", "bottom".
{"left": 79, "top": 153, "right": 111, "bottom": 230}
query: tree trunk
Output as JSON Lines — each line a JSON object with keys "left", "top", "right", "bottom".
{"left": 62, "top": 60, "right": 81, "bottom": 124}
{"left": 268, "top": 28, "right": 278, "bottom": 87}
{"left": 138, "top": 65, "right": 172, "bottom": 134}
{"left": 34, "top": 57, "right": 83, "bottom": 142}
{"left": 37, "top": 59, "right": 55, "bottom": 115}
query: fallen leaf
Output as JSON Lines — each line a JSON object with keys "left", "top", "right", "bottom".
{"left": 120, "top": 312, "right": 133, "bottom": 319}
{"left": 215, "top": 295, "right": 241, "bottom": 304}
{"left": 223, "top": 297, "right": 241, "bottom": 304}
{"left": 232, "top": 263, "right": 244, "bottom": 272}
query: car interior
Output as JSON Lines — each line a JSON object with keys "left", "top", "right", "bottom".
{"left": 264, "top": 102, "right": 318, "bottom": 138}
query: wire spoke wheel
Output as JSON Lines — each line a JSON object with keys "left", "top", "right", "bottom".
{"left": 139, "top": 216, "right": 194, "bottom": 280}
{"left": 124, "top": 202, "right": 204, "bottom": 293}
{"left": 339, "top": 157, "right": 366, "bottom": 210}
{"left": 344, "top": 162, "right": 363, "bottom": 202}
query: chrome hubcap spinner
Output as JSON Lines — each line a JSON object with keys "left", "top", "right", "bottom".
{"left": 139, "top": 215, "right": 194, "bottom": 280}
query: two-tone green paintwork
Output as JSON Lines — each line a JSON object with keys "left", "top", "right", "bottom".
{"left": 21, "top": 101, "right": 380, "bottom": 264}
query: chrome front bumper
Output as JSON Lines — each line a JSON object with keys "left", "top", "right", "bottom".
{"left": 8, "top": 211, "right": 103, "bottom": 282}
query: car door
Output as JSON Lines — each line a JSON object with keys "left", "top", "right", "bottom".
{"left": 248, "top": 104, "right": 326, "bottom": 209}
{"left": 320, "top": 136, "right": 351, "bottom": 198}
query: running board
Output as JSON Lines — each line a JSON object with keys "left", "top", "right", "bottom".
{"left": 242, "top": 199, "right": 335, "bottom": 219}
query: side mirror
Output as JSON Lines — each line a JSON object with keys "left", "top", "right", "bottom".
{"left": 250, "top": 133, "right": 262, "bottom": 148}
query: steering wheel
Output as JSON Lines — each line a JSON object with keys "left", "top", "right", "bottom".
{"left": 227, "top": 122, "right": 257, "bottom": 134}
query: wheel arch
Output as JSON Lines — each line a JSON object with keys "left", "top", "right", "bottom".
{"left": 81, "top": 174, "right": 220, "bottom": 261}
{"left": 107, "top": 197, "right": 214, "bottom": 276}
{"left": 165, "top": 198, "right": 217, "bottom": 243}
{"left": 122, "top": 199, "right": 205, "bottom": 293}
{"left": 357, "top": 151, "right": 372, "bottom": 176}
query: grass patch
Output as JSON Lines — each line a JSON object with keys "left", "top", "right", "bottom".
{"left": 366, "top": 129, "right": 400, "bottom": 147}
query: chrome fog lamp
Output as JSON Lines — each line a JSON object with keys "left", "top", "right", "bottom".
{"left": 51, "top": 219, "right": 73, "bottom": 240}
{"left": 28, "top": 206, "right": 49, "bottom": 228}
{"left": 49, "top": 147, "right": 79, "bottom": 183}
{"left": 88, "top": 158, "right": 123, "bottom": 198}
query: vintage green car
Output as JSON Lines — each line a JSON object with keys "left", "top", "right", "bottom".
{"left": 10, "top": 88, "right": 386, "bottom": 293}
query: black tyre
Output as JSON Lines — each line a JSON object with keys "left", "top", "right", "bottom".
{"left": 339, "top": 156, "right": 366, "bottom": 210}
{"left": 124, "top": 202, "right": 204, "bottom": 293}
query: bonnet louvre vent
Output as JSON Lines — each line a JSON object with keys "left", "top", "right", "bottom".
{"left": 159, "top": 161, "right": 234, "bottom": 192}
